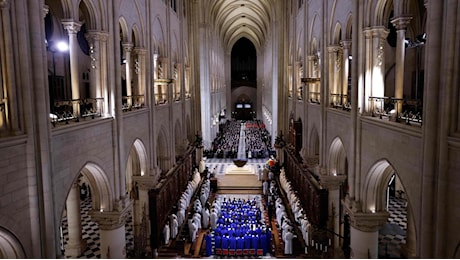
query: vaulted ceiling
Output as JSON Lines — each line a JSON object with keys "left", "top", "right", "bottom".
{"left": 210, "top": 0, "right": 273, "bottom": 52}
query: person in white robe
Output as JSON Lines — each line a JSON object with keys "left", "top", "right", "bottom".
{"left": 202, "top": 207, "right": 210, "bottom": 229}
{"left": 169, "top": 214, "right": 178, "bottom": 239}
{"left": 283, "top": 228, "right": 294, "bottom": 255}
{"left": 163, "top": 221, "right": 170, "bottom": 245}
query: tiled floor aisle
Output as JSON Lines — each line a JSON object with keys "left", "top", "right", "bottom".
{"left": 378, "top": 197, "right": 407, "bottom": 258}
{"left": 60, "top": 197, "right": 134, "bottom": 258}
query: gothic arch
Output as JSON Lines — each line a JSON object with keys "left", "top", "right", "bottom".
{"left": 119, "top": 17, "right": 129, "bottom": 42}
{"left": 328, "top": 137, "right": 347, "bottom": 175}
{"left": 345, "top": 13, "right": 353, "bottom": 40}
{"left": 78, "top": 0, "right": 99, "bottom": 30}
{"left": 156, "top": 127, "right": 169, "bottom": 173}
{"left": 125, "top": 139, "right": 149, "bottom": 196}
{"left": 362, "top": 159, "right": 396, "bottom": 213}
{"left": 152, "top": 16, "right": 166, "bottom": 56}
{"left": 308, "top": 126, "right": 320, "bottom": 158}
{"left": 0, "top": 227, "right": 25, "bottom": 259}
{"left": 174, "top": 119, "right": 183, "bottom": 155}
{"left": 332, "top": 22, "right": 342, "bottom": 45}
{"left": 131, "top": 24, "right": 143, "bottom": 47}
{"left": 374, "top": 0, "right": 394, "bottom": 27}
{"left": 78, "top": 163, "right": 113, "bottom": 212}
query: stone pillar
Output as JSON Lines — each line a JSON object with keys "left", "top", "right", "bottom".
{"left": 391, "top": 16, "right": 413, "bottom": 115}
{"left": 371, "top": 27, "right": 389, "bottom": 96}
{"left": 402, "top": 204, "right": 416, "bottom": 258}
{"left": 90, "top": 207, "right": 131, "bottom": 259}
{"left": 62, "top": 20, "right": 82, "bottom": 117}
{"left": 346, "top": 210, "right": 389, "bottom": 258}
{"left": 320, "top": 175, "right": 347, "bottom": 250}
{"left": 86, "top": 31, "right": 108, "bottom": 115}
{"left": 363, "top": 28, "right": 373, "bottom": 113}
{"left": 134, "top": 47, "right": 147, "bottom": 101}
{"left": 327, "top": 46, "right": 341, "bottom": 106}
{"left": 122, "top": 43, "right": 134, "bottom": 108}
{"left": 341, "top": 40, "right": 351, "bottom": 105}
{"left": 65, "top": 183, "right": 86, "bottom": 257}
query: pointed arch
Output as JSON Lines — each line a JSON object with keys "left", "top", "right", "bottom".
{"left": 362, "top": 159, "right": 396, "bottom": 212}
{"left": 328, "top": 137, "right": 347, "bottom": 175}
{"left": 345, "top": 13, "right": 353, "bottom": 40}
{"left": 332, "top": 22, "right": 342, "bottom": 45}
{"left": 174, "top": 119, "right": 183, "bottom": 155}
{"left": 78, "top": 0, "right": 98, "bottom": 30}
{"left": 119, "top": 16, "right": 129, "bottom": 42}
{"left": 0, "top": 227, "right": 25, "bottom": 259}
{"left": 156, "top": 127, "right": 169, "bottom": 173}
{"left": 131, "top": 24, "right": 143, "bottom": 47}
{"left": 308, "top": 126, "right": 320, "bottom": 158}
{"left": 78, "top": 163, "right": 113, "bottom": 212}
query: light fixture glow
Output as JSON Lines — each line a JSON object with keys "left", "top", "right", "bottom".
{"left": 56, "top": 41, "right": 69, "bottom": 52}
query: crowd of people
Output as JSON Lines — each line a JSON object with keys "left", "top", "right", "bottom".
{"left": 244, "top": 120, "right": 272, "bottom": 158}
{"left": 205, "top": 119, "right": 273, "bottom": 159}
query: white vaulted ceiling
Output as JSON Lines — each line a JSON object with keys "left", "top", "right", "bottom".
{"left": 209, "top": 0, "right": 273, "bottom": 51}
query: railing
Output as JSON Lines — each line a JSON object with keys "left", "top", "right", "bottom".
{"left": 154, "top": 93, "right": 168, "bottom": 105}
{"left": 368, "top": 96, "right": 423, "bottom": 125}
{"left": 309, "top": 92, "right": 321, "bottom": 104}
{"left": 122, "top": 95, "right": 145, "bottom": 111}
{"left": 330, "top": 94, "right": 351, "bottom": 111}
{"left": 50, "top": 98, "right": 104, "bottom": 126}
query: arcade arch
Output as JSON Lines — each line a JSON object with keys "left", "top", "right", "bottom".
{"left": 0, "top": 227, "right": 25, "bottom": 259}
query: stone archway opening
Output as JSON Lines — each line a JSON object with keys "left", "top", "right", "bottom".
{"left": 0, "top": 227, "right": 26, "bottom": 259}
{"left": 362, "top": 160, "right": 412, "bottom": 258}
{"left": 59, "top": 163, "right": 132, "bottom": 258}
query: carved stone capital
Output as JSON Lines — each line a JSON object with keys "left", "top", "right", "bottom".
{"left": 319, "top": 174, "right": 347, "bottom": 190}
{"left": 86, "top": 30, "right": 109, "bottom": 42}
{"left": 62, "top": 20, "right": 82, "bottom": 34}
{"left": 122, "top": 42, "right": 134, "bottom": 52}
{"left": 327, "top": 45, "right": 342, "bottom": 53}
{"left": 89, "top": 204, "right": 132, "bottom": 230}
{"left": 134, "top": 47, "right": 147, "bottom": 56}
{"left": 391, "top": 16, "right": 413, "bottom": 31}
{"left": 346, "top": 210, "right": 389, "bottom": 232}
{"left": 340, "top": 40, "right": 352, "bottom": 49}
{"left": 370, "top": 26, "right": 389, "bottom": 39}
{"left": 0, "top": 0, "right": 9, "bottom": 9}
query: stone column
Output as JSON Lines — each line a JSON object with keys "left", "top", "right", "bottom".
{"left": 341, "top": 41, "right": 351, "bottom": 105}
{"left": 346, "top": 210, "right": 389, "bottom": 258}
{"left": 134, "top": 47, "right": 146, "bottom": 101}
{"left": 371, "top": 27, "right": 389, "bottom": 113}
{"left": 328, "top": 46, "right": 341, "bottom": 106}
{"left": 363, "top": 28, "right": 373, "bottom": 113}
{"left": 86, "top": 31, "right": 108, "bottom": 115}
{"left": 65, "top": 183, "right": 86, "bottom": 257}
{"left": 391, "top": 16, "right": 413, "bottom": 115}
{"left": 402, "top": 204, "right": 416, "bottom": 258}
{"left": 62, "top": 20, "right": 82, "bottom": 117}
{"left": 320, "top": 175, "right": 347, "bottom": 250}
{"left": 122, "top": 43, "right": 134, "bottom": 108}
{"left": 90, "top": 207, "right": 131, "bottom": 259}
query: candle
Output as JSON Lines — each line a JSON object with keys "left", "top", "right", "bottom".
{"left": 316, "top": 243, "right": 318, "bottom": 250}
{"left": 320, "top": 244, "right": 322, "bottom": 251}
{"left": 329, "top": 238, "right": 331, "bottom": 246}
{"left": 325, "top": 246, "right": 328, "bottom": 253}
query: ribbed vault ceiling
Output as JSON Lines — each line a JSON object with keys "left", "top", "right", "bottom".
{"left": 210, "top": 0, "right": 273, "bottom": 51}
